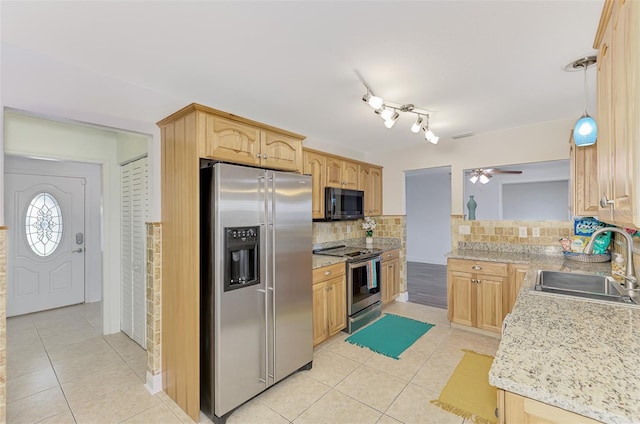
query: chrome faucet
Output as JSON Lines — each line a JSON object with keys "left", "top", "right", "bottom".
{"left": 585, "top": 227, "right": 637, "bottom": 289}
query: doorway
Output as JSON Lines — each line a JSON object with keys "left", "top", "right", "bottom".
{"left": 405, "top": 166, "right": 451, "bottom": 309}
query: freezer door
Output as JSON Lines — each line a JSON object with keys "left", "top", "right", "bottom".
{"left": 213, "top": 164, "right": 268, "bottom": 416}
{"left": 268, "top": 171, "right": 313, "bottom": 383}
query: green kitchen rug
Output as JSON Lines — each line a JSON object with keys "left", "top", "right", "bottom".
{"left": 345, "top": 314, "right": 434, "bottom": 359}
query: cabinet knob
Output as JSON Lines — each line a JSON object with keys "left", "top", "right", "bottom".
{"left": 472, "top": 265, "right": 482, "bottom": 270}
{"left": 263, "top": 154, "right": 268, "bottom": 159}
{"left": 600, "top": 196, "right": 614, "bottom": 208}
{"left": 256, "top": 153, "right": 261, "bottom": 158}
{"left": 477, "top": 279, "right": 482, "bottom": 284}
{"left": 324, "top": 271, "right": 332, "bottom": 276}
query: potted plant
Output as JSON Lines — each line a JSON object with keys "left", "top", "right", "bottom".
{"left": 362, "top": 217, "right": 377, "bottom": 245}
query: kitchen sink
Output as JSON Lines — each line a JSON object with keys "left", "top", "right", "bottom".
{"left": 532, "top": 270, "right": 639, "bottom": 305}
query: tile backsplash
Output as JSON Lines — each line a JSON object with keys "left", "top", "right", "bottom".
{"left": 313, "top": 216, "right": 407, "bottom": 292}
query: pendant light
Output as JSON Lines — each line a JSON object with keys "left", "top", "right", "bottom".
{"left": 565, "top": 55, "right": 598, "bottom": 147}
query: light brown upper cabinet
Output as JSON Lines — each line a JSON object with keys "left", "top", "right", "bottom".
{"left": 190, "top": 106, "right": 304, "bottom": 172}
{"left": 326, "top": 156, "right": 359, "bottom": 189}
{"left": 304, "top": 148, "right": 383, "bottom": 219}
{"left": 569, "top": 131, "right": 599, "bottom": 217}
{"left": 303, "top": 150, "right": 326, "bottom": 220}
{"left": 359, "top": 165, "right": 383, "bottom": 216}
{"left": 594, "top": 0, "right": 640, "bottom": 227}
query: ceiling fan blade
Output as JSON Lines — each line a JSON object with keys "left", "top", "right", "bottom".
{"left": 490, "top": 170, "right": 522, "bottom": 174}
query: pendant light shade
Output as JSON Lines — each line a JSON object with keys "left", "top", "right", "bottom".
{"left": 565, "top": 55, "right": 598, "bottom": 147}
{"left": 573, "top": 114, "right": 597, "bottom": 146}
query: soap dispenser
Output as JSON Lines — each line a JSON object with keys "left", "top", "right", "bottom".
{"left": 612, "top": 253, "right": 625, "bottom": 282}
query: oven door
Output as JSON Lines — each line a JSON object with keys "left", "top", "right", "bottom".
{"left": 347, "top": 256, "right": 382, "bottom": 316}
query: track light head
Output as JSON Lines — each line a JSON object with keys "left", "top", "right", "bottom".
{"left": 411, "top": 116, "right": 424, "bottom": 133}
{"left": 384, "top": 112, "right": 400, "bottom": 128}
{"left": 379, "top": 108, "right": 395, "bottom": 121}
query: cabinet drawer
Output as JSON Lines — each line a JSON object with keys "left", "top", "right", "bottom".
{"left": 382, "top": 249, "right": 400, "bottom": 262}
{"left": 313, "top": 262, "right": 345, "bottom": 283}
{"left": 448, "top": 258, "right": 508, "bottom": 277}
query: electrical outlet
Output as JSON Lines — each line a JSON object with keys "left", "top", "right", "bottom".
{"left": 532, "top": 227, "right": 540, "bottom": 237}
{"left": 459, "top": 225, "right": 471, "bottom": 235}
{"left": 346, "top": 225, "right": 351, "bottom": 233}
{"left": 519, "top": 227, "right": 528, "bottom": 238}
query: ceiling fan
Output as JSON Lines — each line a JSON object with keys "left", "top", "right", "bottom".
{"left": 466, "top": 168, "right": 523, "bottom": 184}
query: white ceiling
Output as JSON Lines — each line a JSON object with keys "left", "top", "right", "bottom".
{"left": 1, "top": 1, "right": 604, "bottom": 156}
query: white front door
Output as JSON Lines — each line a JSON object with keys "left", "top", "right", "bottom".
{"left": 5, "top": 172, "right": 86, "bottom": 317}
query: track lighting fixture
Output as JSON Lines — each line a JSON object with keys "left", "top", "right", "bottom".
{"left": 359, "top": 82, "right": 438, "bottom": 143}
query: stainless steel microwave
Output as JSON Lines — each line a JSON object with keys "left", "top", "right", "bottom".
{"left": 324, "top": 187, "right": 364, "bottom": 221}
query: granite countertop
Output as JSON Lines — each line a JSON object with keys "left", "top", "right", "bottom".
{"left": 483, "top": 253, "right": 640, "bottom": 423}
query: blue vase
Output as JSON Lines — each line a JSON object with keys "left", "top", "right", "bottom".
{"left": 467, "top": 195, "right": 477, "bottom": 220}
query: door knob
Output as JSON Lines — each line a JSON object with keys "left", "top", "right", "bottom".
{"left": 72, "top": 248, "right": 84, "bottom": 253}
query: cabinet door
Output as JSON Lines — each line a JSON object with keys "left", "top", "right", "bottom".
{"left": 390, "top": 258, "right": 400, "bottom": 299}
{"left": 597, "top": 16, "right": 614, "bottom": 222}
{"left": 304, "top": 151, "right": 326, "bottom": 220}
{"left": 381, "top": 260, "right": 391, "bottom": 304}
{"left": 476, "top": 276, "right": 505, "bottom": 333}
{"left": 261, "top": 130, "right": 303, "bottom": 172}
{"left": 327, "top": 276, "right": 346, "bottom": 336}
{"left": 509, "top": 265, "right": 529, "bottom": 312}
{"left": 447, "top": 270, "right": 474, "bottom": 327}
{"left": 570, "top": 133, "right": 599, "bottom": 217}
{"left": 359, "top": 166, "right": 372, "bottom": 212}
{"left": 312, "top": 282, "right": 329, "bottom": 346}
{"left": 342, "top": 160, "right": 360, "bottom": 190}
{"left": 369, "top": 167, "right": 383, "bottom": 216}
{"left": 326, "top": 157, "right": 344, "bottom": 188}
{"left": 610, "top": 0, "right": 634, "bottom": 225}
{"left": 206, "top": 116, "right": 261, "bottom": 166}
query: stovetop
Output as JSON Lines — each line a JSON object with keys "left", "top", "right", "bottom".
{"left": 313, "top": 245, "right": 383, "bottom": 260}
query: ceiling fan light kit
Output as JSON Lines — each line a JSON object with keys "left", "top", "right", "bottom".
{"left": 564, "top": 54, "right": 598, "bottom": 147}
{"left": 361, "top": 84, "right": 439, "bottom": 143}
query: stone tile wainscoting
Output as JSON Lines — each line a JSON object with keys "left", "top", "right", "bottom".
{"left": 145, "top": 223, "right": 162, "bottom": 393}
{"left": 0, "top": 227, "right": 6, "bottom": 423}
{"left": 313, "top": 216, "right": 407, "bottom": 292}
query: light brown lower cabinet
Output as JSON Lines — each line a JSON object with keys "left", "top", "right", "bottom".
{"left": 312, "top": 263, "right": 346, "bottom": 346}
{"left": 381, "top": 249, "right": 400, "bottom": 305}
{"left": 447, "top": 258, "right": 509, "bottom": 333}
{"left": 498, "top": 390, "right": 602, "bottom": 424}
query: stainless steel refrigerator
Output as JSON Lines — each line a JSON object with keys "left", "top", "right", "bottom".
{"left": 200, "top": 162, "right": 313, "bottom": 424}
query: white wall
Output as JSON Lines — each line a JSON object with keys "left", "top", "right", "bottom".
{"left": 405, "top": 167, "right": 451, "bottom": 265}
{"left": 117, "top": 132, "right": 149, "bottom": 164}
{"left": 368, "top": 118, "right": 574, "bottom": 215}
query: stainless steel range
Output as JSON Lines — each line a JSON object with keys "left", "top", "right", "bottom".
{"left": 313, "top": 245, "right": 383, "bottom": 333}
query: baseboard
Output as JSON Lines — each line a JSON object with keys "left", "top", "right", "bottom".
{"left": 451, "top": 322, "right": 502, "bottom": 339}
{"left": 396, "top": 292, "right": 409, "bottom": 302}
{"left": 145, "top": 371, "right": 163, "bottom": 394}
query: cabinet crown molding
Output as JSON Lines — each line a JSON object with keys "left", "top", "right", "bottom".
{"left": 157, "top": 102, "right": 306, "bottom": 140}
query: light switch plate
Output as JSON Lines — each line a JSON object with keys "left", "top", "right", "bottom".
{"left": 519, "top": 227, "right": 528, "bottom": 238}
{"left": 346, "top": 225, "right": 351, "bottom": 233}
{"left": 459, "top": 225, "right": 471, "bottom": 235}
{"left": 532, "top": 227, "right": 540, "bottom": 237}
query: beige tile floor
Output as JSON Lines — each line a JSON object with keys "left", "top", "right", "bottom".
{"left": 7, "top": 301, "right": 500, "bottom": 424}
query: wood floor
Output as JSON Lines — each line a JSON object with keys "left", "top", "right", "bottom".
{"left": 407, "top": 261, "right": 447, "bottom": 309}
